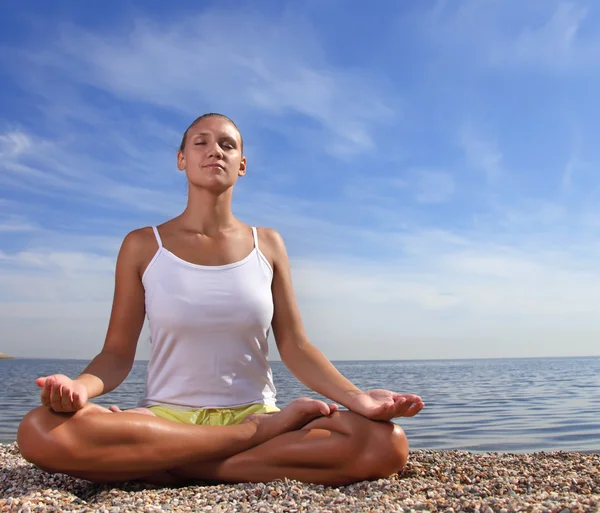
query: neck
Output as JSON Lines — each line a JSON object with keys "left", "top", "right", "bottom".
{"left": 179, "top": 186, "right": 237, "bottom": 236}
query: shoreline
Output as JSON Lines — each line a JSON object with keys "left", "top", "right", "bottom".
{"left": 1, "top": 443, "right": 598, "bottom": 512}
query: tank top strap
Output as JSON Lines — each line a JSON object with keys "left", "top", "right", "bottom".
{"left": 251, "top": 226, "right": 259, "bottom": 251}
{"left": 151, "top": 226, "right": 163, "bottom": 248}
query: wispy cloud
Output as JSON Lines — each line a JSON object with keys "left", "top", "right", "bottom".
{"left": 0, "top": 132, "right": 32, "bottom": 158}
{"left": 3, "top": 226, "right": 600, "bottom": 359}
{"left": 459, "top": 126, "right": 503, "bottom": 182}
{"left": 1, "top": 2, "right": 600, "bottom": 360}
{"left": 0, "top": 215, "right": 38, "bottom": 232}
{"left": 489, "top": 2, "right": 593, "bottom": 71}
{"left": 24, "top": 11, "right": 398, "bottom": 159}
{"left": 425, "top": 0, "right": 600, "bottom": 73}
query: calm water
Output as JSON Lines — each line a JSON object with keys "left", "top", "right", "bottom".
{"left": 1, "top": 357, "right": 599, "bottom": 453}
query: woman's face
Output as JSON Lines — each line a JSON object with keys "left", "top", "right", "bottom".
{"left": 177, "top": 116, "right": 246, "bottom": 192}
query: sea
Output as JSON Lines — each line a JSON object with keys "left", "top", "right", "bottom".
{"left": 1, "top": 357, "right": 599, "bottom": 453}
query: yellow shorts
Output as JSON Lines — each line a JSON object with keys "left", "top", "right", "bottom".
{"left": 148, "top": 403, "right": 280, "bottom": 426}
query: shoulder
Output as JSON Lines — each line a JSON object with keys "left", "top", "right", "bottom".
{"left": 118, "top": 226, "right": 161, "bottom": 275}
{"left": 121, "top": 226, "right": 158, "bottom": 252}
{"left": 256, "top": 227, "right": 285, "bottom": 249}
{"left": 255, "top": 227, "right": 288, "bottom": 269}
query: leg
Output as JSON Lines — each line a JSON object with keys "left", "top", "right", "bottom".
{"left": 17, "top": 398, "right": 332, "bottom": 481}
{"left": 169, "top": 411, "right": 409, "bottom": 486}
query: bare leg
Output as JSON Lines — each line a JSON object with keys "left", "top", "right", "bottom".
{"left": 17, "top": 398, "right": 333, "bottom": 479}
{"left": 64, "top": 411, "right": 409, "bottom": 486}
{"left": 168, "top": 411, "right": 409, "bottom": 486}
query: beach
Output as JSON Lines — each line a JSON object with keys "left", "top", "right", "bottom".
{"left": 1, "top": 443, "right": 598, "bottom": 512}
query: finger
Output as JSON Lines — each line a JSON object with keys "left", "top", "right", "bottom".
{"left": 109, "top": 405, "right": 122, "bottom": 412}
{"left": 392, "top": 401, "right": 416, "bottom": 419}
{"left": 404, "top": 402, "right": 425, "bottom": 417}
{"left": 61, "top": 385, "right": 74, "bottom": 411}
{"left": 40, "top": 379, "right": 52, "bottom": 406}
{"left": 392, "top": 397, "right": 410, "bottom": 414}
{"left": 412, "top": 402, "right": 425, "bottom": 415}
{"left": 72, "top": 391, "right": 86, "bottom": 410}
{"left": 35, "top": 377, "right": 47, "bottom": 388}
{"left": 50, "top": 381, "right": 65, "bottom": 412}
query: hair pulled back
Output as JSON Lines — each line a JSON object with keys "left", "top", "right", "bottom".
{"left": 179, "top": 113, "right": 243, "bottom": 153}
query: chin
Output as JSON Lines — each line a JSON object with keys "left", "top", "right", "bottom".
{"left": 188, "top": 179, "right": 234, "bottom": 194}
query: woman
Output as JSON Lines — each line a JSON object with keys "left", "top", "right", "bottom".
{"left": 18, "top": 113, "right": 424, "bottom": 486}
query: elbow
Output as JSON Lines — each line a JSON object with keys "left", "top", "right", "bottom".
{"left": 277, "top": 336, "right": 312, "bottom": 361}
{"left": 101, "top": 349, "right": 135, "bottom": 370}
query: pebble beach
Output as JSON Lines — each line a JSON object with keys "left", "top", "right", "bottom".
{"left": 1, "top": 443, "right": 598, "bottom": 512}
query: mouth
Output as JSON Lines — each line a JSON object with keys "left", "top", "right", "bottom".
{"left": 204, "top": 164, "right": 225, "bottom": 170}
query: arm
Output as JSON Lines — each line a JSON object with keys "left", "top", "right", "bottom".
{"left": 75, "top": 230, "right": 148, "bottom": 397}
{"left": 37, "top": 229, "right": 149, "bottom": 410}
{"left": 267, "top": 230, "right": 361, "bottom": 407}
{"left": 267, "top": 229, "right": 424, "bottom": 420}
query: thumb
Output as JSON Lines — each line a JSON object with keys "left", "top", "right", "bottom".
{"left": 35, "top": 377, "right": 47, "bottom": 388}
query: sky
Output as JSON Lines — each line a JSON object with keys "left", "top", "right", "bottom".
{"left": 1, "top": 0, "right": 599, "bottom": 361}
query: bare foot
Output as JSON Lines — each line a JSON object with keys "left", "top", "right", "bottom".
{"left": 244, "top": 398, "right": 338, "bottom": 444}
{"left": 108, "top": 405, "right": 157, "bottom": 417}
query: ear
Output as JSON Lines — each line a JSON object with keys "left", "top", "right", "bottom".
{"left": 238, "top": 156, "right": 247, "bottom": 177}
{"left": 177, "top": 151, "right": 186, "bottom": 171}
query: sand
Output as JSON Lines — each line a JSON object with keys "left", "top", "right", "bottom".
{"left": 1, "top": 442, "right": 598, "bottom": 512}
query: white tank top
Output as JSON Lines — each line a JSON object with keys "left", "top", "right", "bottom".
{"left": 138, "top": 226, "right": 277, "bottom": 409}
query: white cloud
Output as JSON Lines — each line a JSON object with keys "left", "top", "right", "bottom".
{"left": 0, "top": 132, "right": 32, "bottom": 159}
{"left": 2, "top": 1, "right": 600, "bottom": 363}
{"left": 2, "top": 226, "right": 600, "bottom": 360}
{"left": 489, "top": 2, "right": 592, "bottom": 71}
{"left": 28, "top": 10, "right": 397, "bottom": 158}
{"left": 0, "top": 129, "right": 183, "bottom": 215}
{"left": 425, "top": 0, "right": 600, "bottom": 73}
{"left": 0, "top": 216, "right": 38, "bottom": 232}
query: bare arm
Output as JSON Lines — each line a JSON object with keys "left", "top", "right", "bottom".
{"left": 267, "top": 230, "right": 362, "bottom": 408}
{"left": 76, "top": 229, "right": 148, "bottom": 398}
{"left": 37, "top": 229, "right": 150, "bottom": 410}
{"left": 266, "top": 229, "right": 424, "bottom": 421}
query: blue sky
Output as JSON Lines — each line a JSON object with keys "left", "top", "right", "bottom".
{"left": 1, "top": 0, "right": 599, "bottom": 360}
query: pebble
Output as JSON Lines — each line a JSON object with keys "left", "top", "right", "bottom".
{"left": 0, "top": 443, "right": 599, "bottom": 512}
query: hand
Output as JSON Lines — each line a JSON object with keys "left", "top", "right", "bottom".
{"left": 36, "top": 374, "right": 89, "bottom": 412}
{"left": 346, "top": 389, "right": 424, "bottom": 421}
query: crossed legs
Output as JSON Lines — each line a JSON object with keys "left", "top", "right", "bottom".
{"left": 17, "top": 399, "right": 408, "bottom": 486}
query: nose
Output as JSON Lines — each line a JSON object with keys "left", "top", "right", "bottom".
{"left": 207, "top": 141, "right": 224, "bottom": 159}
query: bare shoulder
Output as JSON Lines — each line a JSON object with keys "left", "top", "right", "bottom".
{"left": 118, "top": 227, "right": 161, "bottom": 276}
{"left": 256, "top": 227, "right": 288, "bottom": 269}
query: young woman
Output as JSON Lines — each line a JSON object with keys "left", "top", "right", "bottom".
{"left": 17, "top": 113, "right": 424, "bottom": 486}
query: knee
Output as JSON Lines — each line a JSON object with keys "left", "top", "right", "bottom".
{"left": 17, "top": 407, "right": 64, "bottom": 470}
{"left": 385, "top": 423, "right": 409, "bottom": 473}
{"left": 355, "top": 422, "right": 409, "bottom": 481}
{"left": 17, "top": 407, "right": 45, "bottom": 465}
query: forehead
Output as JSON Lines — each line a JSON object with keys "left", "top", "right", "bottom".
{"left": 188, "top": 117, "right": 240, "bottom": 140}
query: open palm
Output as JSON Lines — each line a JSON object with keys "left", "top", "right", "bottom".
{"left": 348, "top": 389, "right": 424, "bottom": 421}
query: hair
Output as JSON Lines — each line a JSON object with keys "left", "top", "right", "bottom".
{"left": 179, "top": 113, "right": 243, "bottom": 153}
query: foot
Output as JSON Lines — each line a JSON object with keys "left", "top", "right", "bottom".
{"left": 243, "top": 398, "right": 338, "bottom": 444}
{"left": 108, "top": 405, "right": 157, "bottom": 417}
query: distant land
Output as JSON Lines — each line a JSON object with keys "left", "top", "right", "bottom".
{"left": 0, "top": 353, "right": 13, "bottom": 359}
